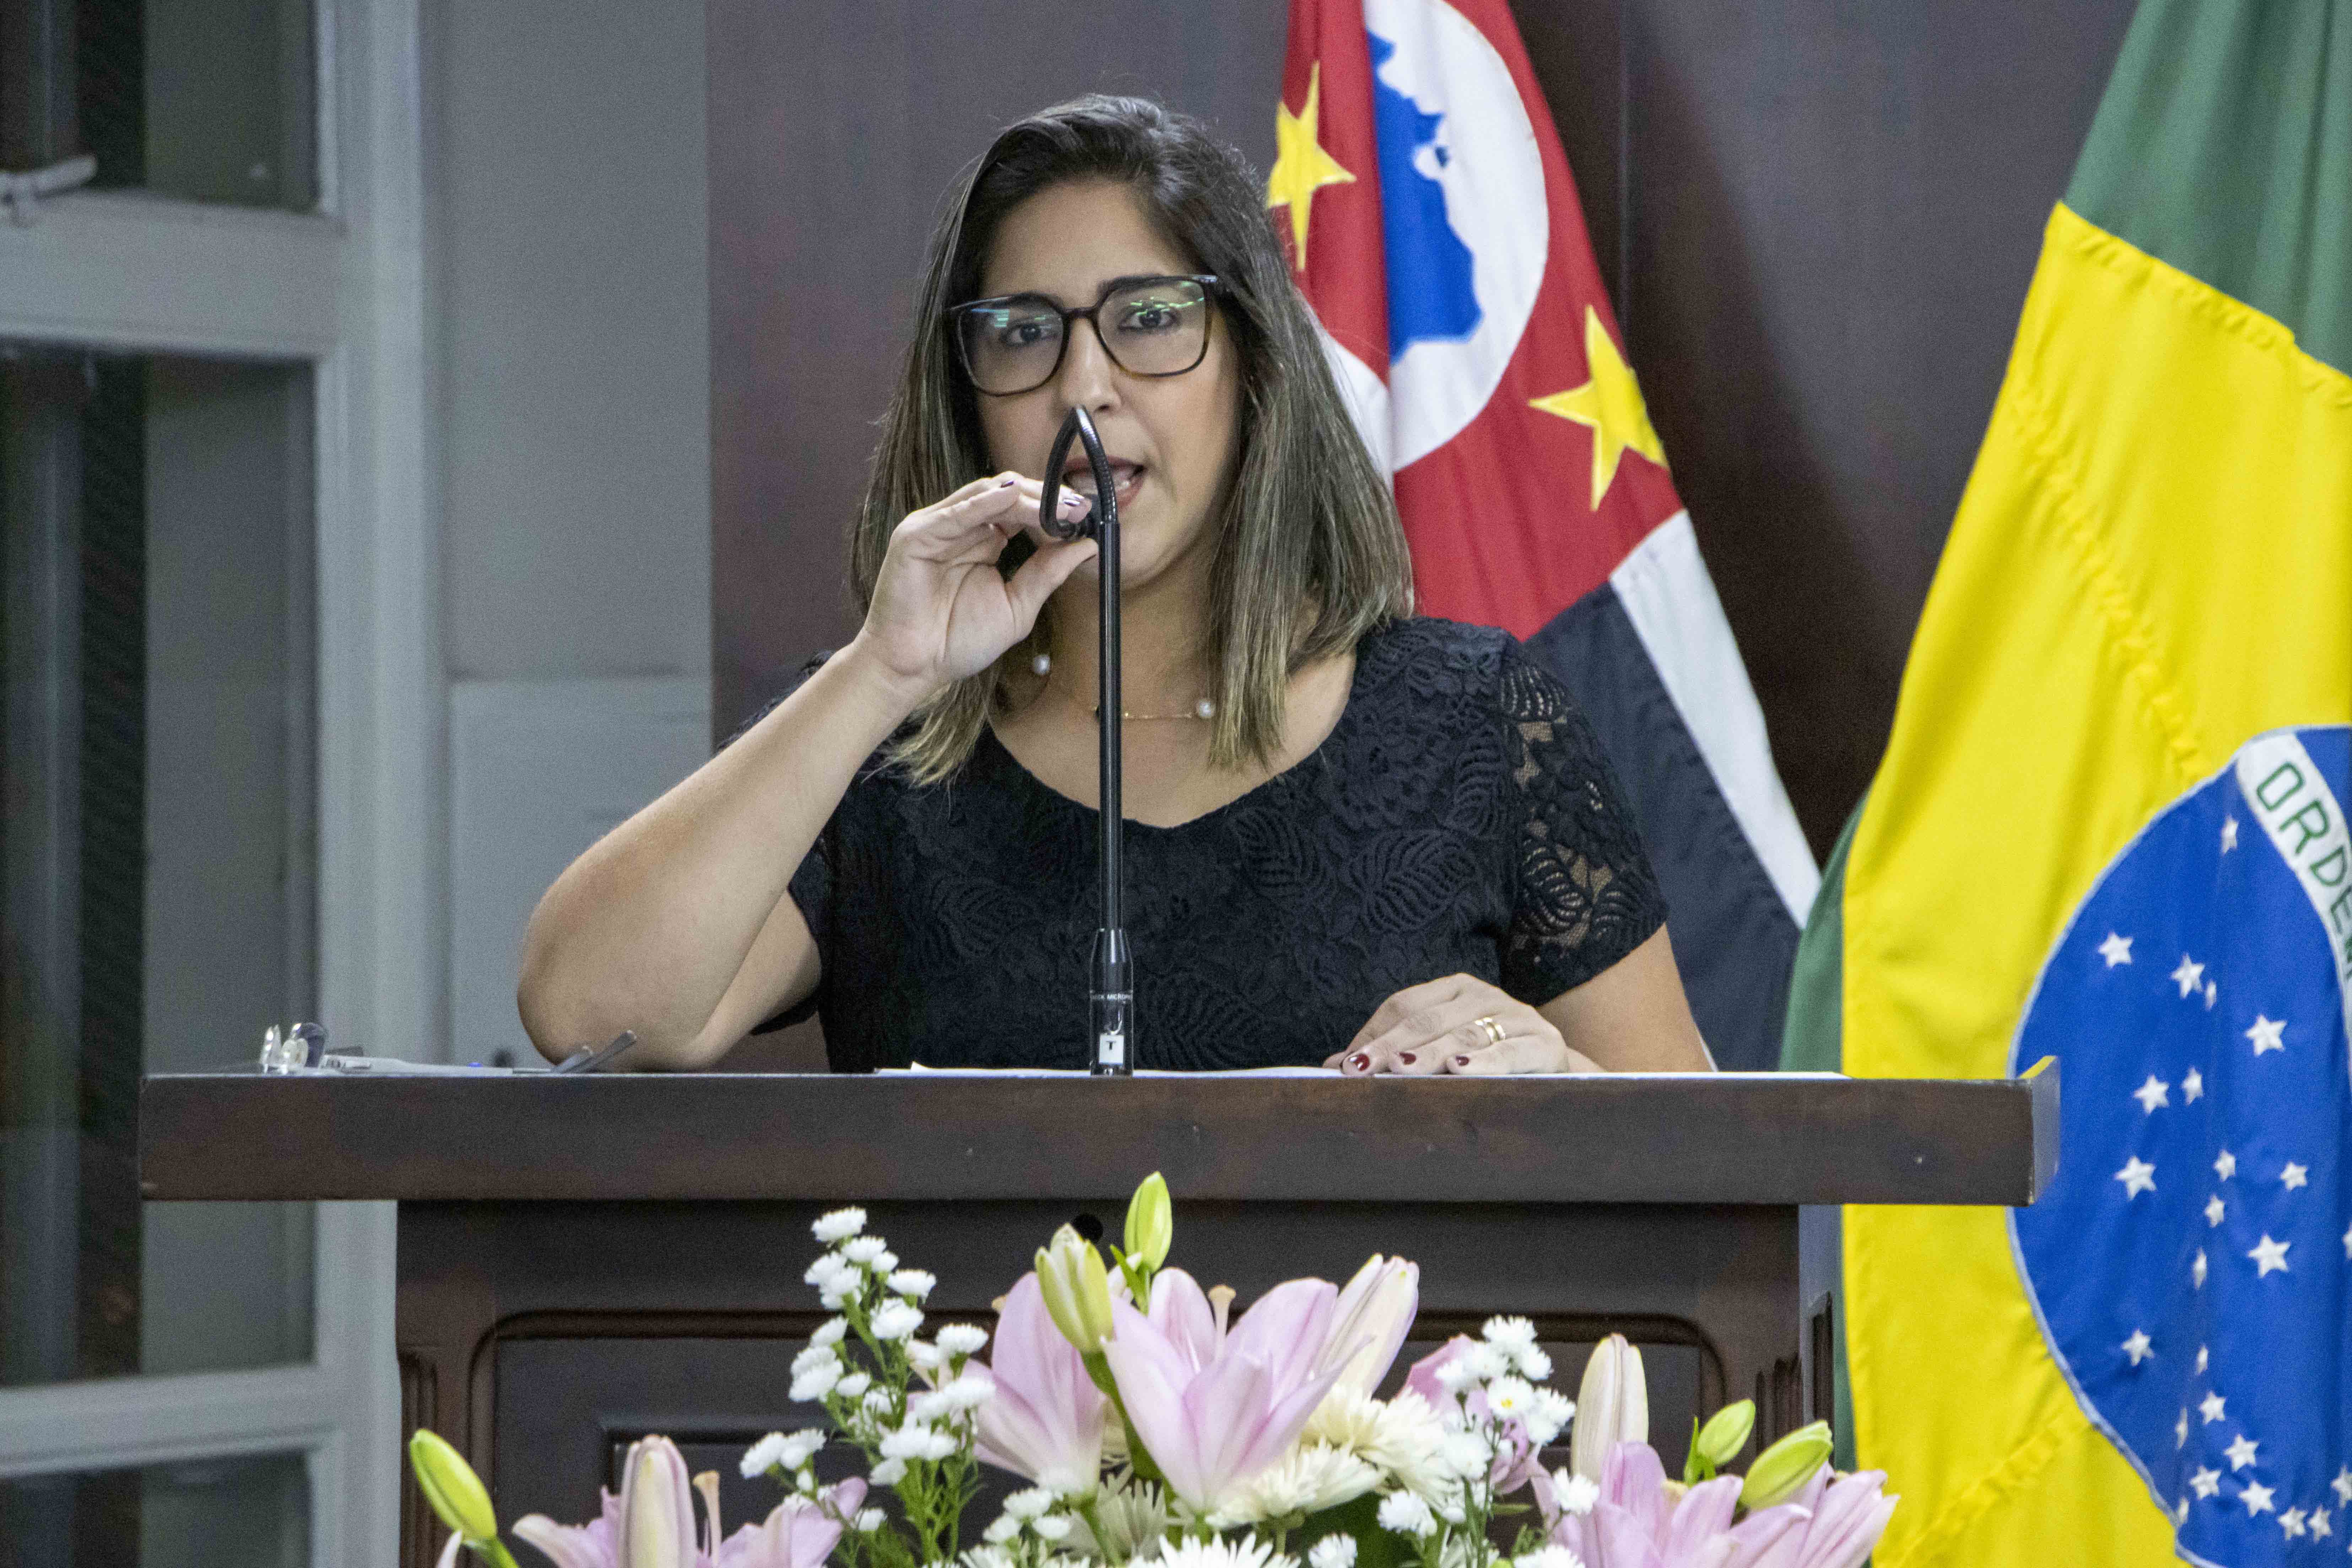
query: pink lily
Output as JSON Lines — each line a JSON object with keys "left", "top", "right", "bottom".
{"left": 1098, "top": 1277, "right": 1354, "bottom": 1516}
{"left": 973, "top": 1272, "right": 1109, "bottom": 1495}
{"left": 513, "top": 1436, "right": 864, "bottom": 1568}
{"left": 1326, "top": 1256, "right": 1418, "bottom": 1396}
{"left": 1741, "top": 1465, "right": 1896, "bottom": 1568}
{"left": 1549, "top": 1442, "right": 1809, "bottom": 1568}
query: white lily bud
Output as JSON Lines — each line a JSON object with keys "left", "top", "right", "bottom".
{"left": 1569, "top": 1333, "right": 1648, "bottom": 1481}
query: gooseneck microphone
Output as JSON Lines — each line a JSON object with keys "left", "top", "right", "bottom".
{"left": 1036, "top": 408, "right": 1133, "bottom": 1077}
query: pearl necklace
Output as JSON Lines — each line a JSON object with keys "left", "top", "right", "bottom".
{"left": 1031, "top": 652, "right": 1214, "bottom": 721}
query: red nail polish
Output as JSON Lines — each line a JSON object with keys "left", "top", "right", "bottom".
{"left": 1347, "top": 1052, "right": 1369, "bottom": 1071}
{"left": 1398, "top": 1052, "right": 1417, "bottom": 1066}
{"left": 1453, "top": 1054, "right": 1472, "bottom": 1067}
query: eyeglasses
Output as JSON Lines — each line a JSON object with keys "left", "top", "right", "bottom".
{"left": 948, "top": 274, "right": 1220, "bottom": 396}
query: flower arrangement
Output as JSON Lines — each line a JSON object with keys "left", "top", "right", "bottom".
{"left": 411, "top": 1175, "right": 1895, "bottom": 1568}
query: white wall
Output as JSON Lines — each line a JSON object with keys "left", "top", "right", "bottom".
{"left": 431, "top": 0, "right": 712, "bottom": 1060}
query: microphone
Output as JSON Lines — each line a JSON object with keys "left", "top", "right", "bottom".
{"left": 1036, "top": 408, "right": 1132, "bottom": 1077}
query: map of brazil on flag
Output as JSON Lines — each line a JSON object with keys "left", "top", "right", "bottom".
{"left": 1269, "top": 0, "right": 1819, "bottom": 1066}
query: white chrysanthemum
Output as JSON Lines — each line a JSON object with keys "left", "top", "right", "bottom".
{"left": 790, "top": 1362, "right": 842, "bottom": 1401}
{"left": 1515, "top": 1347, "right": 1553, "bottom": 1383}
{"left": 1377, "top": 1492, "right": 1439, "bottom": 1539}
{"left": 963, "top": 1547, "right": 1013, "bottom": 1568}
{"left": 811, "top": 1318, "right": 848, "bottom": 1348}
{"left": 869, "top": 1457, "right": 908, "bottom": 1487}
{"left": 791, "top": 1343, "right": 838, "bottom": 1375}
{"left": 1315, "top": 1389, "right": 1457, "bottom": 1503}
{"left": 872, "top": 1300, "right": 925, "bottom": 1341}
{"left": 983, "top": 1517, "right": 1020, "bottom": 1545}
{"left": 1464, "top": 1343, "right": 1509, "bottom": 1382}
{"left": 1551, "top": 1471, "right": 1598, "bottom": 1517}
{"left": 854, "top": 1509, "right": 886, "bottom": 1533}
{"left": 862, "top": 1388, "right": 894, "bottom": 1414}
{"left": 906, "top": 1340, "right": 946, "bottom": 1373}
{"left": 1534, "top": 1390, "right": 1575, "bottom": 1434}
{"left": 1486, "top": 1377, "right": 1536, "bottom": 1419}
{"left": 889, "top": 1268, "right": 936, "bottom": 1300}
{"left": 874, "top": 1250, "right": 899, "bottom": 1273}
{"left": 1433, "top": 1357, "right": 1479, "bottom": 1393}
{"left": 805, "top": 1255, "right": 856, "bottom": 1291}
{"left": 1440, "top": 1431, "right": 1491, "bottom": 1477}
{"left": 1077, "top": 1476, "right": 1168, "bottom": 1560}
{"left": 813, "top": 1207, "right": 867, "bottom": 1243}
{"left": 1032, "top": 1516, "right": 1074, "bottom": 1542}
{"left": 1482, "top": 1316, "right": 1538, "bottom": 1355}
{"left": 1213, "top": 1442, "right": 1380, "bottom": 1525}
{"left": 1156, "top": 1535, "right": 1298, "bottom": 1568}
{"left": 843, "top": 1236, "right": 889, "bottom": 1265}
{"left": 937, "top": 1374, "right": 994, "bottom": 1411}
{"left": 1002, "top": 1488, "right": 1055, "bottom": 1521}
{"left": 774, "top": 1429, "right": 826, "bottom": 1469}
{"left": 1514, "top": 1548, "right": 1584, "bottom": 1568}
{"left": 1307, "top": 1536, "right": 1357, "bottom": 1568}
{"left": 937, "top": 1323, "right": 989, "bottom": 1357}
{"left": 835, "top": 1372, "right": 872, "bottom": 1401}
{"left": 740, "top": 1432, "right": 790, "bottom": 1477}
{"left": 879, "top": 1422, "right": 941, "bottom": 1460}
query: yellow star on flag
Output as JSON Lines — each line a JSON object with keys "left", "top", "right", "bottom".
{"left": 1266, "top": 62, "right": 1355, "bottom": 271}
{"left": 1529, "top": 306, "right": 1669, "bottom": 508}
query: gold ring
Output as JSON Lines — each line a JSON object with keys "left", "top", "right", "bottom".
{"left": 1473, "top": 1015, "right": 1506, "bottom": 1048}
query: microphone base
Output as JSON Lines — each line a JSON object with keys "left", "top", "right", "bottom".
{"left": 1090, "top": 990, "right": 1134, "bottom": 1076}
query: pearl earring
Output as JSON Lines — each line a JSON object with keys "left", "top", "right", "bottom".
{"left": 1032, "top": 652, "right": 1052, "bottom": 676}
{"left": 1195, "top": 698, "right": 1216, "bottom": 719}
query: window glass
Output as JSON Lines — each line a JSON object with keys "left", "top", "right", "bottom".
{"left": 0, "top": 1449, "right": 309, "bottom": 1566}
{"left": 1, "top": 0, "right": 318, "bottom": 211}
{"left": 1, "top": 349, "right": 317, "bottom": 1388}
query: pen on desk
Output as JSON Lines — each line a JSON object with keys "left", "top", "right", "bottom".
{"left": 554, "top": 1030, "right": 638, "bottom": 1074}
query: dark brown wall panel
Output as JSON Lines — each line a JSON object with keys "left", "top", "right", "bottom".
{"left": 710, "top": 0, "right": 2137, "bottom": 863}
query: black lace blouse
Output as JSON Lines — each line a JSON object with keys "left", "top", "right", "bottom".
{"left": 750, "top": 618, "right": 1666, "bottom": 1071}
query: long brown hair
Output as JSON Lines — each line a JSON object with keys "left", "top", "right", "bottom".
{"left": 854, "top": 94, "right": 1412, "bottom": 782}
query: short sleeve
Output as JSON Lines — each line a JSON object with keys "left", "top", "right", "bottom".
{"left": 1495, "top": 642, "right": 1668, "bottom": 1002}
{"left": 723, "top": 656, "right": 835, "bottom": 1032}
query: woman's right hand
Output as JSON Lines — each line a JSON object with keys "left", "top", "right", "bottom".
{"left": 851, "top": 473, "right": 1097, "bottom": 706}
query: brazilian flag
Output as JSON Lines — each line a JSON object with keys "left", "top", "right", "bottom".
{"left": 1784, "top": 1, "right": 2352, "bottom": 1562}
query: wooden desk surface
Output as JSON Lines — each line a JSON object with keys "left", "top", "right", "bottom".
{"left": 139, "top": 1066, "right": 2056, "bottom": 1207}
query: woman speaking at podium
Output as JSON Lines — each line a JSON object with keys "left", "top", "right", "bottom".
{"left": 519, "top": 97, "right": 1714, "bottom": 1078}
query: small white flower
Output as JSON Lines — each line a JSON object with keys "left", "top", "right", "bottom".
{"left": 791, "top": 1344, "right": 839, "bottom": 1375}
{"left": 1308, "top": 1537, "right": 1357, "bottom": 1568}
{"left": 868, "top": 1457, "right": 908, "bottom": 1487}
{"left": 906, "top": 1340, "right": 947, "bottom": 1372}
{"left": 872, "top": 1299, "right": 925, "bottom": 1342}
{"left": 1483, "top": 1316, "right": 1538, "bottom": 1355}
{"left": 790, "top": 1362, "right": 842, "bottom": 1401}
{"left": 1155, "top": 1537, "right": 1295, "bottom": 1568}
{"left": 1032, "top": 1516, "right": 1075, "bottom": 1542}
{"left": 1435, "top": 1498, "right": 1467, "bottom": 1525}
{"left": 1515, "top": 1347, "right": 1553, "bottom": 1383}
{"left": 819, "top": 1286, "right": 851, "bottom": 1310}
{"left": 1486, "top": 1377, "right": 1536, "bottom": 1418}
{"left": 811, "top": 1318, "right": 849, "bottom": 1348}
{"left": 795, "top": 1467, "right": 819, "bottom": 1494}
{"left": 1378, "top": 1492, "right": 1439, "bottom": 1539}
{"left": 805, "top": 1255, "right": 856, "bottom": 1291}
{"left": 889, "top": 1268, "right": 938, "bottom": 1300}
{"left": 1003, "top": 1488, "right": 1056, "bottom": 1521}
{"left": 863, "top": 1388, "right": 895, "bottom": 1414}
{"left": 937, "top": 1323, "right": 989, "bottom": 1357}
{"left": 853, "top": 1509, "right": 886, "bottom": 1533}
{"left": 1514, "top": 1548, "right": 1585, "bottom": 1568}
{"left": 1464, "top": 1342, "right": 1510, "bottom": 1381}
{"left": 1552, "top": 1470, "right": 1598, "bottom": 1517}
{"left": 775, "top": 1429, "right": 826, "bottom": 1469}
{"left": 813, "top": 1207, "right": 868, "bottom": 1243}
{"left": 874, "top": 1250, "right": 900, "bottom": 1273}
{"left": 1215, "top": 1442, "right": 1380, "bottom": 1525}
{"left": 921, "top": 1428, "right": 958, "bottom": 1461}
{"left": 984, "top": 1517, "right": 1021, "bottom": 1545}
{"left": 835, "top": 1372, "right": 872, "bottom": 1400}
{"left": 938, "top": 1373, "right": 994, "bottom": 1411}
{"left": 879, "top": 1423, "right": 940, "bottom": 1460}
{"left": 1434, "top": 1358, "right": 1479, "bottom": 1392}
{"left": 965, "top": 1549, "right": 1014, "bottom": 1568}
{"left": 1437, "top": 1431, "right": 1490, "bottom": 1480}
{"left": 1534, "top": 1389, "right": 1575, "bottom": 1433}
{"left": 843, "top": 1236, "right": 889, "bottom": 1266}
{"left": 740, "top": 1432, "right": 790, "bottom": 1477}
{"left": 1522, "top": 1409, "right": 1566, "bottom": 1447}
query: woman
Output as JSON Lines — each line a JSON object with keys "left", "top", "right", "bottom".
{"left": 518, "top": 96, "right": 1712, "bottom": 1077}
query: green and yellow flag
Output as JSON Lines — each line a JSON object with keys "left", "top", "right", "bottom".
{"left": 1786, "top": 1, "right": 2352, "bottom": 1562}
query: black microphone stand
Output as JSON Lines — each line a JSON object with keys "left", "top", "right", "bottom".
{"left": 1037, "top": 408, "right": 1132, "bottom": 1076}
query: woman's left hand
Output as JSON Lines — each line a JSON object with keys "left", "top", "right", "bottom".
{"left": 1324, "top": 974, "right": 1603, "bottom": 1076}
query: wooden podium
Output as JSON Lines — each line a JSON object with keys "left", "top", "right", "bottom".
{"left": 139, "top": 1069, "right": 2055, "bottom": 1568}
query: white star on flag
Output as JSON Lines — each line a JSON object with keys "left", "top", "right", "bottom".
{"left": 2174, "top": 1494, "right": 2189, "bottom": 1523}
{"left": 2190, "top": 1466, "right": 2222, "bottom": 1498}
{"left": 2182, "top": 1066, "right": 2203, "bottom": 1101}
{"left": 2099, "top": 932, "right": 2134, "bottom": 966}
{"left": 2248, "top": 1234, "right": 2291, "bottom": 1277}
{"left": 2214, "top": 1148, "right": 2237, "bottom": 1180}
{"left": 2221, "top": 815, "right": 2238, "bottom": 851}
{"left": 2200, "top": 1391, "right": 2227, "bottom": 1423}
{"left": 2206, "top": 1194, "right": 2226, "bottom": 1225}
{"left": 2175, "top": 1407, "right": 2188, "bottom": 1447}
{"left": 2132, "top": 1075, "right": 2170, "bottom": 1112}
{"left": 2122, "top": 1329, "right": 2153, "bottom": 1365}
{"left": 2227, "top": 1434, "right": 2261, "bottom": 1471}
{"left": 2195, "top": 1345, "right": 2208, "bottom": 1374}
{"left": 2245, "top": 1014, "right": 2286, "bottom": 1054}
{"left": 2116, "top": 1156, "right": 2157, "bottom": 1197}
{"left": 2281, "top": 1507, "right": 2307, "bottom": 1538}
{"left": 2309, "top": 1508, "right": 2332, "bottom": 1539}
{"left": 2203, "top": 978, "right": 2217, "bottom": 1009}
{"left": 2173, "top": 955, "right": 2206, "bottom": 997}
{"left": 2192, "top": 1249, "right": 2207, "bottom": 1287}
{"left": 2240, "top": 1479, "right": 2276, "bottom": 1516}
{"left": 2335, "top": 1466, "right": 2352, "bottom": 1505}
{"left": 2279, "top": 1161, "right": 2308, "bottom": 1190}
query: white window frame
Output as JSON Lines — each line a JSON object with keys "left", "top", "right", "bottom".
{"left": 0, "top": 0, "right": 437, "bottom": 1562}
